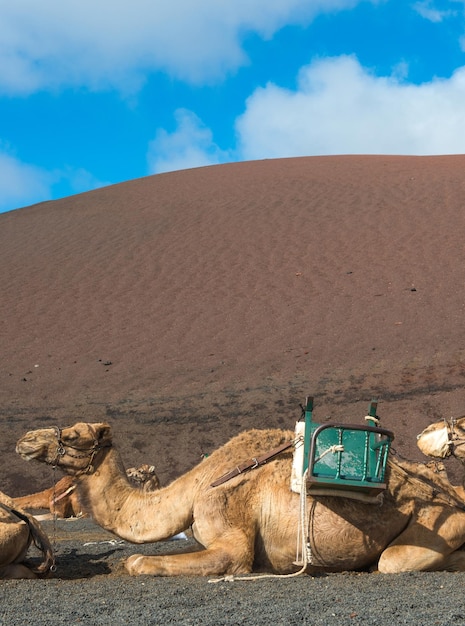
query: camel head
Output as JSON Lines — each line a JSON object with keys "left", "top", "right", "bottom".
{"left": 417, "top": 415, "right": 465, "bottom": 461}
{"left": 16, "top": 422, "right": 113, "bottom": 476}
{"left": 126, "top": 464, "right": 160, "bottom": 490}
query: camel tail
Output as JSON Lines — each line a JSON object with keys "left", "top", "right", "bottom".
{"left": 0, "top": 502, "right": 55, "bottom": 577}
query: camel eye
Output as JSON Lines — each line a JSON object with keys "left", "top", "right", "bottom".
{"left": 63, "top": 430, "right": 79, "bottom": 443}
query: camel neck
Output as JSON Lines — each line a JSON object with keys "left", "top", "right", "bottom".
{"left": 75, "top": 446, "right": 195, "bottom": 542}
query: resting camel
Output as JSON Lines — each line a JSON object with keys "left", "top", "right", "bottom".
{"left": 126, "top": 464, "right": 160, "bottom": 492}
{"left": 12, "top": 464, "right": 160, "bottom": 518}
{"left": 13, "top": 476, "right": 81, "bottom": 518}
{"left": 418, "top": 415, "right": 465, "bottom": 478}
{"left": 0, "top": 490, "right": 54, "bottom": 579}
{"left": 15, "top": 421, "right": 465, "bottom": 577}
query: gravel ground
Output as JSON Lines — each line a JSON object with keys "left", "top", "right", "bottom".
{"left": 1, "top": 518, "right": 465, "bottom": 626}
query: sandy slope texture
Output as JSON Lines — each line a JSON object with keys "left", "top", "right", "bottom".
{"left": 1, "top": 155, "right": 465, "bottom": 495}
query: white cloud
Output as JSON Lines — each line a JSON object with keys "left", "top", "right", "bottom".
{"left": 147, "top": 109, "right": 231, "bottom": 174}
{"left": 413, "top": 1, "right": 460, "bottom": 22}
{"left": 59, "top": 166, "right": 112, "bottom": 196}
{"left": 236, "top": 55, "right": 465, "bottom": 158}
{"left": 0, "top": 151, "right": 52, "bottom": 213}
{"left": 0, "top": 0, "right": 373, "bottom": 94}
{"left": 0, "top": 147, "right": 111, "bottom": 213}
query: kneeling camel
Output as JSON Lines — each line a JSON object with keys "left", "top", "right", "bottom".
{"left": 13, "top": 464, "right": 160, "bottom": 518}
{"left": 418, "top": 415, "right": 465, "bottom": 482}
{"left": 0, "top": 490, "right": 54, "bottom": 579}
{"left": 15, "top": 421, "right": 465, "bottom": 577}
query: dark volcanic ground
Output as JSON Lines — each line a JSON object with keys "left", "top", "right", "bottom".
{"left": 2, "top": 518, "right": 465, "bottom": 625}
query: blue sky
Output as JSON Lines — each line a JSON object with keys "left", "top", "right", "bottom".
{"left": 1, "top": 0, "right": 465, "bottom": 213}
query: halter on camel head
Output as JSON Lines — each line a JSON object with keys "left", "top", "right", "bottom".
{"left": 51, "top": 424, "right": 112, "bottom": 476}
{"left": 417, "top": 416, "right": 465, "bottom": 459}
{"left": 445, "top": 418, "right": 465, "bottom": 455}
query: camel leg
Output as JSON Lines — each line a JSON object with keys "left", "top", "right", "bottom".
{"left": 439, "top": 550, "right": 465, "bottom": 571}
{"left": 0, "top": 564, "right": 37, "bottom": 579}
{"left": 125, "top": 537, "right": 253, "bottom": 577}
{"left": 378, "top": 521, "right": 465, "bottom": 573}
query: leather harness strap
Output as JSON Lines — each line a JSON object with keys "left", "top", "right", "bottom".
{"left": 0, "top": 501, "right": 23, "bottom": 519}
{"left": 210, "top": 440, "right": 295, "bottom": 487}
{"left": 52, "top": 484, "right": 77, "bottom": 504}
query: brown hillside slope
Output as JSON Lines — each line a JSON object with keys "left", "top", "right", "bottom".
{"left": 1, "top": 155, "right": 465, "bottom": 494}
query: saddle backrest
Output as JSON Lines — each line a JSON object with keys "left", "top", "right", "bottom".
{"left": 291, "top": 397, "right": 394, "bottom": 501}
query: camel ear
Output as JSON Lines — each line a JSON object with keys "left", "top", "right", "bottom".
{"left": 95, "top": 423, "right": 112, "bottom": 444}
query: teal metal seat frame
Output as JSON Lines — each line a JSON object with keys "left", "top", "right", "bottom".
{"left": 301, "top": 396, "right": 394, "bottom": 498}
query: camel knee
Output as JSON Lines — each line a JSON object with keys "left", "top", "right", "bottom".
{"left": 377, "top": 545, "right": 406, "bottom": 573}
{"left": 378, "top": 546, "right": 445, "bottom": 574}
{"left": 377, "top": 554, "right": 402, "bottom": 574}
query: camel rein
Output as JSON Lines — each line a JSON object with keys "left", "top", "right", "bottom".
{"left": 0, "top": 501, "right": 56, "bottom": 575}
{"left": 210, "top": 439, "right": 296, "bottom": 487}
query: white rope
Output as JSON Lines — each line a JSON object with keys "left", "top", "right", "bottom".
{"left": 296, "top": 467, "right": 311, "bottom": 569}
{"left": 313, "top": 444, "right": 344, "bottom": 464}
{"left": 364, "top": 415, "right": 380, "bottom": 425}
{"left": 208, "top": 469, "right": 311, "bottom": 584}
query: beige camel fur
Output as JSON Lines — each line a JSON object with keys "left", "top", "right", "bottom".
{"left": 13, "top": 476, "right": 81, "bottom": 518}
{"left": 417, "top": 416, "right": 465, "bottom": 494}
{"left": 12, "top": 464, "right": 160, "bottom": 519}
{"left": 417, "top": 419, "right": 458, "bottom": 461}
{"left": 126, "top": 464, "right": 160, "bottom": 492}
{"left": 0, "top": 490, "right": 54, "bottom": 579}
{"left": 16, "top": 421, "right": 465, "bottom": 577}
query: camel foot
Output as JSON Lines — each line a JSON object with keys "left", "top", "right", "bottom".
{"left": 125, "top": 554, "right": 146, "bottom": 576}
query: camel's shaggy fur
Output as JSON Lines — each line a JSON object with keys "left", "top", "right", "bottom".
{"left": 16, "top": 422, "right": 465, "bottom": 577}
